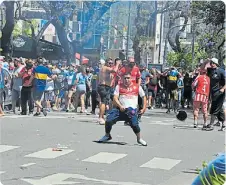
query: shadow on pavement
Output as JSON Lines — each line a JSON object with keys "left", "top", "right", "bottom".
{"left": 182, "top": 169, "right": 199, "bottom": 175}
{"left": 173, "top": 125, "right": 200, "bottom": 130}
{"left": 93, "top": 141, "right": 128, "bottom": 145}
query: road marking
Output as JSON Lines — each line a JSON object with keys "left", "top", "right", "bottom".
{"left": 0, "top": 171, "right": 5, "bottom": 174}
{"left": 21, "top": 173, "right": 149, "bottom": 185}
{"left": 157, "top": 173, "right": 197, "bottom": 185}
{"left": 82, "top": 152, "right": 127, "bottom": 164}
{"left": 25, "top": 148, "right": 74, "bottom": 159}
{"left": 140, "top": 157, "right": 181, "bottom": 170}
{"left": 2, "top": 115, "right": 28, "bottom": 119}
{"left": 20, "top": 163, "right": 36, "bottom": 167}
{"left": 0, "top": 145, "right": 20, "bottom": 153}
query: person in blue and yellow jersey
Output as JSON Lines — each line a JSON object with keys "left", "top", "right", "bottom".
{"left": 28, "top": 57, "right": 56, "bottom": 116}
{"left": 164, "top": 66, "right": 181, "bottom": 114}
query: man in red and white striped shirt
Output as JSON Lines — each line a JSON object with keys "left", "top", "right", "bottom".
{"left": 192, "top": 68, "right": 210, "bottom": 129}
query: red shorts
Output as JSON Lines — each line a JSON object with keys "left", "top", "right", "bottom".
{"left": 193, "top": 101, "right": 208, "bottom": 115}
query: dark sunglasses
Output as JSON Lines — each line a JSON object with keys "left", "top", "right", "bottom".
{"left": 108, "top": 62, "right": 113, "bottom": 64}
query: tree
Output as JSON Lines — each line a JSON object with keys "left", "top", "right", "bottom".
{"left": 167, "top": 45, "right": 208, "bottom": 70}
{"left": 167, "top": 1, "right": 191, "bottom": 53}
{"left": 132, "top": 1, "right": 186, "bottom": 63}
{"left": 1, "top": 1, "right": 15, "bottom": 57}
{"left": 13, "top": 20, "right": 38, "bottom": 38}
{"left": 2, "top": 1, "right": 115, "bottom": 63}
{"left": 192, "top": 1, "right": 225, "bottom": 64}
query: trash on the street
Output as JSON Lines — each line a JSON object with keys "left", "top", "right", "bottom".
{"left": 57, "top": 144, "right": 68, "bottom": 149}
{"left": 52, "top": 148, "right": 62, "bottom": 151}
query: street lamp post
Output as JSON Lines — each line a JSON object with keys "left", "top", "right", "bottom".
{"left": 0, "top": 7, "right": 2, "bottom": 55}
{"left": 80, "top": 2, "right": 84, "bottom": 64}
{"left": 163, "top": 21, "right": 203, "bottom": 68}
{"left": 126, "top": 1, "right": 131, "bottom": 60}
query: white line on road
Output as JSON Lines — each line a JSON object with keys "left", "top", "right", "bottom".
{"left": 0, "top": 145, "right": 20, "bottom": 153}
{"left": 20, "top": 163, "right": 36, "bottom": 167}
{"left": 25, "top": 148, "right": 74, "bottom": 159}
{"left": 82, "top": 152, "right": 127, "bottom": 164}
{"left": 21, "top": 173, "right": 149, "bottom": 185}
{"left": 140, "top": 157, "right": 181, "bottom": 170}
{"left": 0, "top": 171, "right": 5, "bottom": 174}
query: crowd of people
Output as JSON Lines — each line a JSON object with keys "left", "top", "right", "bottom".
{"left": 0, "top": 56, "right": 225, "bottom": 145}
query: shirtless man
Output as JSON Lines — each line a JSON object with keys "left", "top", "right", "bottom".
{"left": 98, "top": 59, "right": 120, "bottom": 124}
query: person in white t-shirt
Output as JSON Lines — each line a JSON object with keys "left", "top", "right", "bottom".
{"left": 98, "top": 73, "right": 147, "bottom": 146}
{"left": 44, "top": 69, "right": 55, "bottom": 111}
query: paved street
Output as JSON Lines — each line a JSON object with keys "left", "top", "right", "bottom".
{"left": 0, "top": 109, "right": 225, "bottom": 185}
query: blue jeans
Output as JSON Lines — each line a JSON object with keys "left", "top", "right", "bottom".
{"left": 105, "top": 108, "right": 140, "bottom": 134}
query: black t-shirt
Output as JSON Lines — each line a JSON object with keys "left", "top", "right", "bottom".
{"left": 209, "top": 68, "right": 225, "bottom": 93}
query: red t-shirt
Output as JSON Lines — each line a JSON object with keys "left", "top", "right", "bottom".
{"left": 192, "top": 75, "right": 210, "bottom": 102}
{"left": 117, "top": 66, "right": 141, "bottom": 84}
{"left": 20, "top": 67, "right": 33, "bottom": 87}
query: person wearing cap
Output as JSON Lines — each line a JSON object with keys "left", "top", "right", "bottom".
{"left": 206, "top": 58, "right": 226, "bottom": 131}
{"left": 98, "top": 59, "right": 120, "bottom": 124}
{"left": 192, "top": 67, "right": 210, "bottom": 129}
{"left": 11, "top": 58, "right": 24, "bottom": 114}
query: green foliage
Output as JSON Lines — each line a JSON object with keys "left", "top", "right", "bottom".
{"left": 13, "top": 20, "right": 38, "bottom": 38}
{"left": 167, "top": 43, "right": 208, "bottom": 70}
{"left": 12, "top": 22, "right": 22, "bottom": 37}
{"left": 192, "top": 1, "right": 225, "bottom": 26}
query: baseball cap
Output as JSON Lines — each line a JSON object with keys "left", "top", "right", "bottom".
{"left": 99, "top": 59, "right": 105, "bottom": 65}
{"left": 211, "top": 58, "right": 219, "bottom": 65}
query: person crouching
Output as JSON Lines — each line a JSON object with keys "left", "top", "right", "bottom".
{"left": 98, "top": 72, "right": 147, "bottom": 146}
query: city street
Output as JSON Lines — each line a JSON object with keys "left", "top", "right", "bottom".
{"left": 0, "top": 109, "right": 224, "bottom": 185}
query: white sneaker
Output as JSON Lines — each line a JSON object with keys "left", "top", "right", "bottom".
{"left": 99, "top": 135, "right": 112, "bottom": 142}
{"left": 85, "top": 110, "right": 91, "bottom": 115}
{"left": 137, "top": 138, "right": 147, "bottom": 146}
{"left": 98, "top": 118, "right": 105, "bottom": 125}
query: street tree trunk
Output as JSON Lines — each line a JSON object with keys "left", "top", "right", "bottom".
{"left": 1, "top": 1, "right": 15, "bottom": 56}
{"left": 52, "top": 19, "right": 73, "bottom": 65}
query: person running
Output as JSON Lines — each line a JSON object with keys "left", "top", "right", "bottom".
{"left": 98, "top": 59, "right": 120, "bottom": 124}
{"left": 28, "top": 57, "right": 55, "bottom": 116}
{"left": 98, "top": 72, "right": 147, "bottom": 146}
{"left": 192, "top": 68, "right": 210, "bottom": 129}
{"left": 65, "top": 65, "right": 76, "bottom": 112}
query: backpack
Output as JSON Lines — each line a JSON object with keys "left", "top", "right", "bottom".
{"left": 150, "top": 75, "right": 158, "bottom": 86}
